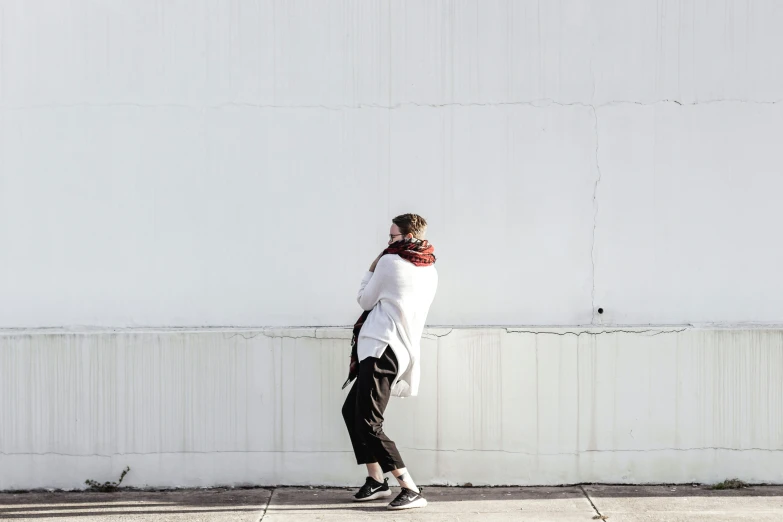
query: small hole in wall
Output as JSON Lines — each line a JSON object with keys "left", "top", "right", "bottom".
{"left": 597, "top": 308, "right": 604, "bottom": 314}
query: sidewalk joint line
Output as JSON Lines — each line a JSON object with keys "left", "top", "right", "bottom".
{"left": 580, "top": 485, "right": 606, "bottom": 520}
{"left": 259, "top": 487, "right": 274, "bottom": 521}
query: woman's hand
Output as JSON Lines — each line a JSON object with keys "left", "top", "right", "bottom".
{"left": 369, "top": 254, "right": 382, "bottom": 272}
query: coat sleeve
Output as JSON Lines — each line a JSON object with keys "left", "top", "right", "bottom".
{"left": 356, "top": 256, "right": 394, "bottom": 311}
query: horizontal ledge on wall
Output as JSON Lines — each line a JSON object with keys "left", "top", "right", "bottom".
{"left": 2, "top": 324, "right": 783, "bottom": 337}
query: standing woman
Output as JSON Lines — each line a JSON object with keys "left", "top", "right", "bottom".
{"left": 341, "top": 213, "right": 438, "bottom": 510}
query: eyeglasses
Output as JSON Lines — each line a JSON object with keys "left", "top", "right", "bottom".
{"left": 389, "top": 234, "right": 422, "bottom": 243}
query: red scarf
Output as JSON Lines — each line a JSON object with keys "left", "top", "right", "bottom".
{"left": 343, "top": 240, "right": 436, "bottom": 388}
{"left": 382, "top": 239, "right": 436, "bottom": 267}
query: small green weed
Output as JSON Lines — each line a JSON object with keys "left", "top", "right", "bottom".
{"left": 711, "top": 478, "right": 748, "bottom": 490}
{"left": 85, "top": 466, "right": 130, "bottom": 492}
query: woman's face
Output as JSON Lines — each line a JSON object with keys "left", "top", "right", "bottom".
{"left": 388, "top": 224, "right": 411, "bottom": 245}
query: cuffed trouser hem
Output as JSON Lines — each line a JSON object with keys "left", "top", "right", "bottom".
{"left": 342, "top": 346, "right": 405, "bottom": 472}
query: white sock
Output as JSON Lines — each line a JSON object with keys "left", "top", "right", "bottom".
{"left": 396, "top": 471, "right": 418, "bottom": 493}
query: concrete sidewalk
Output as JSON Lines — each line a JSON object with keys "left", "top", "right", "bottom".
{"left": 2, "top": 485, "right": 782, "bottom": 521}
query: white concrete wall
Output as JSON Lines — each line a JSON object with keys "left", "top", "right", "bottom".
{"left": 2, "top": 0, "right": 783, "bottom": 328}
{"left": 2, "top": 0, "right": 783, "bottom": 490}
{"left": 2, "top": 327, "right": 783, "bottom": 490}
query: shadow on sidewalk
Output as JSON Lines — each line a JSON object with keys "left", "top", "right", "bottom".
{"left": 1, "top": 485, "right": 782, "bottom": 519}
{"left": 0, "top": 488, "right": 271, "bottom": 519}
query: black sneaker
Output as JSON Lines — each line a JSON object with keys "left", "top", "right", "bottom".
{"left": 353, "top": 476, "right": 391, "bottom": 501}
{"left": 387, "top": 487, "right": 427, "bottom": 510}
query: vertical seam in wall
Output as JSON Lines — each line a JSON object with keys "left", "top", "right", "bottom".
{"left": 387, "top": 0, "right": 392, "bottom": 216}
{"left": 271, "top": 0, "right": 276, "bottom": 105}
{"left": 576, "top": 334, "right": 581, "bottom": 456}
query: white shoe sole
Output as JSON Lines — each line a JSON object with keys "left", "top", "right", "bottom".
{"left": 353, "top": 489, "right": 392, "bottom": 502}
{"left": 387, "top": 497, "right": 428, "bottom": 510}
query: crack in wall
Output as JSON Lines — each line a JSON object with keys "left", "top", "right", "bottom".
{"left": 422, "top": 328, "right": 455, "bottom": 339}
{"left": 504, "top": 328, "right": 688, "bottom": 337}
{"left": 590, "top": 106, "right": 601, "bottom": 324}
{"left": 226, "top": 332, "right": 265, "bottom": 340}
{"left": 225, "top": 331, "right": 339, "bottom": 341}
{"left": 246, "top": 326, "right": 689, "bottom": 341}
{"left": 425, "top": 327, "right": 691, "bottom": 339}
